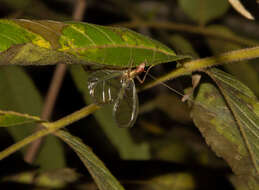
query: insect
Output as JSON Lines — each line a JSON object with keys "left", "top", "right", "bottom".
{"left": 88, "top": 63, "right": 146, "bottom": 128}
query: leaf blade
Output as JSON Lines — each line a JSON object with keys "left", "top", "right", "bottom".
{"left": 0, "top": 19, "right": 189, "bottom": 67}
{"left": 192, "top": 68, "right": 259, "bottom": 188}
{"left": 228, "top": 0, "right": 254, "bottom": 20}
{"left": 56, "top": 130, "right": 125, "bottom": 190}
{"left": 0, "top": 110, "right": 41, "bottom": 127}
{"left": 206, "top": 68, "right": 259, "bottom": 175}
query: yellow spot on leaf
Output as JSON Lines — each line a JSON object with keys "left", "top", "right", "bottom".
{"left": 32, "top": 36, "right": 51, "bottom": 49}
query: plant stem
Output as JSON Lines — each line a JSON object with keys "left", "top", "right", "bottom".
{"left": 0, "top": 104, "right": 100, "bottom": 161}
{"left": 116, "top": 20, "right": 258, "bottom": 47}
{"left": 141, "top": 46, "right": 259, "bottom": 91}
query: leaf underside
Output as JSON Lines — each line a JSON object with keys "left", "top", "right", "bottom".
{"left": 0, "top": 19, "right": 188, "bottom": 67}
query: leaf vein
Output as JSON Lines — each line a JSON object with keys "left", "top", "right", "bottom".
{"left": 0, "top": 33, "right": 17, "bottom": 43}
{"left": 230, "top": 97, "right": 259, "bottom": 131}
{"left": 70, "top": 25, "right": 97, "bottom": 46}
{"left": 88, "top": 24, "right": 116, "bottom": 45}
{"left": 70, "top": 44, "right": 173, "bottom": 56}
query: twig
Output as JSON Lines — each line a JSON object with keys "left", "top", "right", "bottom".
{"left": 115, "top": 20, "right": 258, "bottom": 47}
{"left": 1, "top": 104, "right": 100, "bottom": 161}
{"left": 73, "top": 0, "right": 87, "bottom": 21}
{"left": 140, "top": 46, "right": 259, "bottom": 91}
{"left": 24, "top": 0, "right": 87, "bottom": 163}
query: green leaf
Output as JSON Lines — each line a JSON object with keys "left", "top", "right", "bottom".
{"left": 192, "top": 68, "right": 259, "bottom": 188}
{"left": 0, "top": 66, "right": 65, "bottom": 170}
{"left": 178, "top": 0, "right": 229, "bottom": 25}
{"left": 0, "top": 19, "right": 188, "bottom": 67}
{"left": 56, "top": 130, "right": 125, "bottom": 190}
{"left": 0, "top": 110, "right": 41, "bottom": 127}
{"left": 70, "top": 65, "right": 150, "bottom": 159}
{"left": 207, "top": 69, "right": 259, "bottom": 172}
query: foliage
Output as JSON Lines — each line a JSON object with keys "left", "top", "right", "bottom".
{"left": 0, "top": 0, "right": 259, "bottom": 190}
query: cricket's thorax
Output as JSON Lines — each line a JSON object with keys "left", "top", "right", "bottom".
{"left": 122, "top": 62, "right": 146, "bottom": 82}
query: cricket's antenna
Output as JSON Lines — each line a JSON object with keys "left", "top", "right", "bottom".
{"left": 147, "top": 73, "right": 198, "bottom": 105}
{"left": 147, "top": 74, "right": 184, "bottom": 97}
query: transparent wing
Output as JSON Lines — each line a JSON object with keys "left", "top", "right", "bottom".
{"left": 88, "top": 70, "right": 123, "bottom": 104}
{"left": 113, "top": 79, "right": 139, "bottom": 128}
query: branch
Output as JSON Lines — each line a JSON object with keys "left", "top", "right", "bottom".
{"left": 116, "top": 20, "right": 258, "bottom": 47}
{"left": 0, "top": 104, "right": 100, "bottom": 161}
{"left": 141, "top": 46, "right": 259, "bottom": 90}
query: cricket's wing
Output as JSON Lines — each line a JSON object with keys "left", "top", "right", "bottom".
{"left": 113, "top": 79, "right": 139, "bottom": 128}
{"left": 88, "top": 70, "right": 122, "bottom": 104}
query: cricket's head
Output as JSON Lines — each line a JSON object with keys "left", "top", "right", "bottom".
{"left": 135, "top": 62, "right": 146, "bottom": 74}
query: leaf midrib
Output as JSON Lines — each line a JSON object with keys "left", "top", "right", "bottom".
{"left": 66, "top": 44, "right": 175, "bottom": 56}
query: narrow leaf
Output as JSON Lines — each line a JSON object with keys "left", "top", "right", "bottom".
{"left": 0, "top": 19, "right": 188, "bottom": 67}
{"left": 0, "top": 110, "right": 41, "bottom": 127}
{"left": 228, "top": 0, "right": 254, "bottom": 20}
{"left": 56, "top": 130, "right": 125, "bottom": 190}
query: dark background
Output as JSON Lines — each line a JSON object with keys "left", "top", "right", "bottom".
{"left": 1, "top": 0, "right": 259, "bottom": 189}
